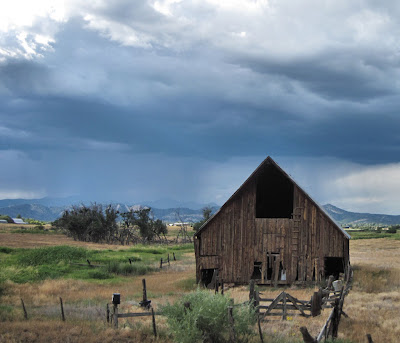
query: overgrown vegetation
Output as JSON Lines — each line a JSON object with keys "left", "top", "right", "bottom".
{"left": 0, "top": 244, "right": 193, "bottom": 284}
{"left": 53, "top": 204, "right": 168, "bottom": 244}
{"left": 162, "top": 289, "right": 256, "bottom": 343}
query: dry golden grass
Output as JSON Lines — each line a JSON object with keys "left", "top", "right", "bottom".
{"left": 0, "top": 231, "right": 135, "bottom": 250}
{"left": 0, "top": 320, "right": 172, "bottom": 343}
{"left": 1, "top": 236, "right": 400, "bottom": 342}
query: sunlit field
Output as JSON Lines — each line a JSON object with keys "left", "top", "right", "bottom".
{"left": 1, "top": 224, "right": 399, "bottom": 342}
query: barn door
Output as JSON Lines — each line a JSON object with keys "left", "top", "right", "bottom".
{"left": 262, "top": 252, "right": 282, "bottom": 284}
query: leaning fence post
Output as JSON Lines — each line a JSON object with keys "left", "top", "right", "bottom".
{"left": 366, "top": 334, "right": 374, "bottom": 343}
{"left": 151, "top": 307, "right": 157, "bottom": 337}
{"left": 173, "top": 252, "right": 176, "bottom": 261}
{"left": 20, "top": 298, "right": 28, "bottom": 320}
{"left": 60, "top": 297, "right": 65, "bottom": 321}
{"left": 257, "top": 314, "right": 264, "bottom": 343}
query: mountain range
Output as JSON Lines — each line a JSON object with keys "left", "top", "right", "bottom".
{"left": 0, "top": 197, "right": 399, "bottom": 226}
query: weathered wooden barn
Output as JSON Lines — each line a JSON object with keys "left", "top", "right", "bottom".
{"left": 194, "top": 156, "right": 350, "bottom": 286}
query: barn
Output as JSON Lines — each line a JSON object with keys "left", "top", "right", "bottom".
{"left": 194, "top": 156, "right": 350, "bottom": 286}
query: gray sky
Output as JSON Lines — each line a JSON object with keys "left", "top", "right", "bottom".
{"left": 1, "top": 0, "right": 400, "bottom": 213}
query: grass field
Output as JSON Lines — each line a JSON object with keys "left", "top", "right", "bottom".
{"left": 0, "top": 224, "right": 399, "bottom": 342}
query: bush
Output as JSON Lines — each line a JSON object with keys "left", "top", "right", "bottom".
{"left": 162, "top": 290, "right": 256, "bottom": 343}
{"left": 0, "top": 247, "right": 13, "bottom": 254}
{"left": 106, "top": 261, "right": 154, "bottom": 276}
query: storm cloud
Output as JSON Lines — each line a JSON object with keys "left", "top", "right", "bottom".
{"left": 1, "top": 0, "right": 400, "bottom": 213}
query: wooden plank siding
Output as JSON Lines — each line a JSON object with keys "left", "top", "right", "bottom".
{"left": 195, "top": 157, "right": 350, "bottom": 286}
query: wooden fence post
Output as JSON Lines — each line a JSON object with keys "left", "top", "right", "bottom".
{"left": 311, "top": 291, "right": 322, "bottom": 317}
{"left": 113, "top": 304, "right": 119, "bottom": 329}
{"left": 60, "top": 297, "right": 65, "bottom": 321}
{"left": 173, "top": 252, "right": 176, "bottom": 261}
{"left": 151, "top": 307, "right": 157, "bottom": 337}
{"left": 168, "top": 253, "right": 170, "bottom": 265}
{"left": 106, "top": 303, "right": 110, "bottom": 323}
{"left": 20, "top": 298, "right": 28, "bottom": 320}
{"left": 142, "top": 278, "right": 148, "bottom": 304}
{"left": 249, "top": 280, "right": 255, "bottom": 304}
{"left": 254, "top": 290, "right": 260, "bottom": 310}
{"left": 221, "top": 279, "right": 224, "bottom": 295}
{"left": 282, "top": 292, "right": 287, "bottom": 320}
{"left": 257, "top": 314, "right": 264, "bottom": 343}
{"left": 366, "top": 334, "right": 374, "bottom": 343}
{"left": 160, "top": 258, "right": 163, "bottom": 269}
{"left": 228, "top": 306, "right": 236, "bottom": 343}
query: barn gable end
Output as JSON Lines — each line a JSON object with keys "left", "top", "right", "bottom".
{"left": 194, "top": 156, "right": 350, "bottom": 286}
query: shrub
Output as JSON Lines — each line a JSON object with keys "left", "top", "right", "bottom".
{"left": 106, "top": 261, "right": 154, "bottom": 276}
{"left": 162, "top": 289, "right": 256, "bottom": 343}
{"left": 0, "top": 247, "right": 13, "bottom": 254}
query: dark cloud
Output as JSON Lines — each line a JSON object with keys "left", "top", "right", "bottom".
{"left": 1, "top": 2, "right": 400, "bottom": 211}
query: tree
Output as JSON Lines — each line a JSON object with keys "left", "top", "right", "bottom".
{"left": 193, "top": 206, "right": 213, "bottom": 233}
{"left": 120, "top": 206, "right": 168, "bottom": 242}
{"left": 53, "top": 203, "right": 119, "bottom": 243}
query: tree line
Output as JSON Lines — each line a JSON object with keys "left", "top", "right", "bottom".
{"left": 52, "top": 204, "right": 167, "bottom": 245}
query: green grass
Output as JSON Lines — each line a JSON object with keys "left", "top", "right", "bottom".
{"left": 0, "top": 244, "right": 194, "bottom": 284}
{"left": 348, "top": 231, "right": 400, "bottom": 240}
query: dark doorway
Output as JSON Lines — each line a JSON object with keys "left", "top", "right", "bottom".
{"left": 251, "top": 262, "right": 262, "bottom": 280}
{"left": 324, "top": 257, "right": 345, "bottom": 279}
{"left": 200, "top": 269, "right": 215, "bottom": 287}
{"left": 256, "top": 163, "right": 294, "bottom": 218}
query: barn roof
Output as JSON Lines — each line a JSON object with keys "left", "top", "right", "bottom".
{"left": 12, "top": 218, "right": 27, "bottom": 224}
{"left": 195, "top": 156, "right": 351, "bottom": 239}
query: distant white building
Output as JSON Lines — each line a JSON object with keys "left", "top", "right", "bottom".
{"left": 12, "top": 218, "right": 27, "bottom": 224}
{"left": 0, "top": 219, "right": 8, "bottom": 223}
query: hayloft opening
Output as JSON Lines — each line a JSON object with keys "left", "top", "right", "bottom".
{"left": 324, "top": 257, "right": 345, "bottom": 279}
{"left": 256, "top": 163, "right": 294, "bottom": 218}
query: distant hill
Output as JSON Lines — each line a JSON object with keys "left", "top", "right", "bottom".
{"left": 0, "top": 204, "right": 66, "bottom": 222}
{"left": 2, "top": 198, "right": 398, "bottom": 226}
{"left": 0, "top": 201, "right": 218, "bottom": 223}
{"left": 323, "top": 204, "right": 400, "bottom": 226}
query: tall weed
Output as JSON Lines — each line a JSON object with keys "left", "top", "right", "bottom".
{"left": 17, "top": 246, "right": 89, "bottom": 266}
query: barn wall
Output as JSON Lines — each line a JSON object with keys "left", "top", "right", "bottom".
{"left": 195, "top": 161, "right": 350, "bottom": 285}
